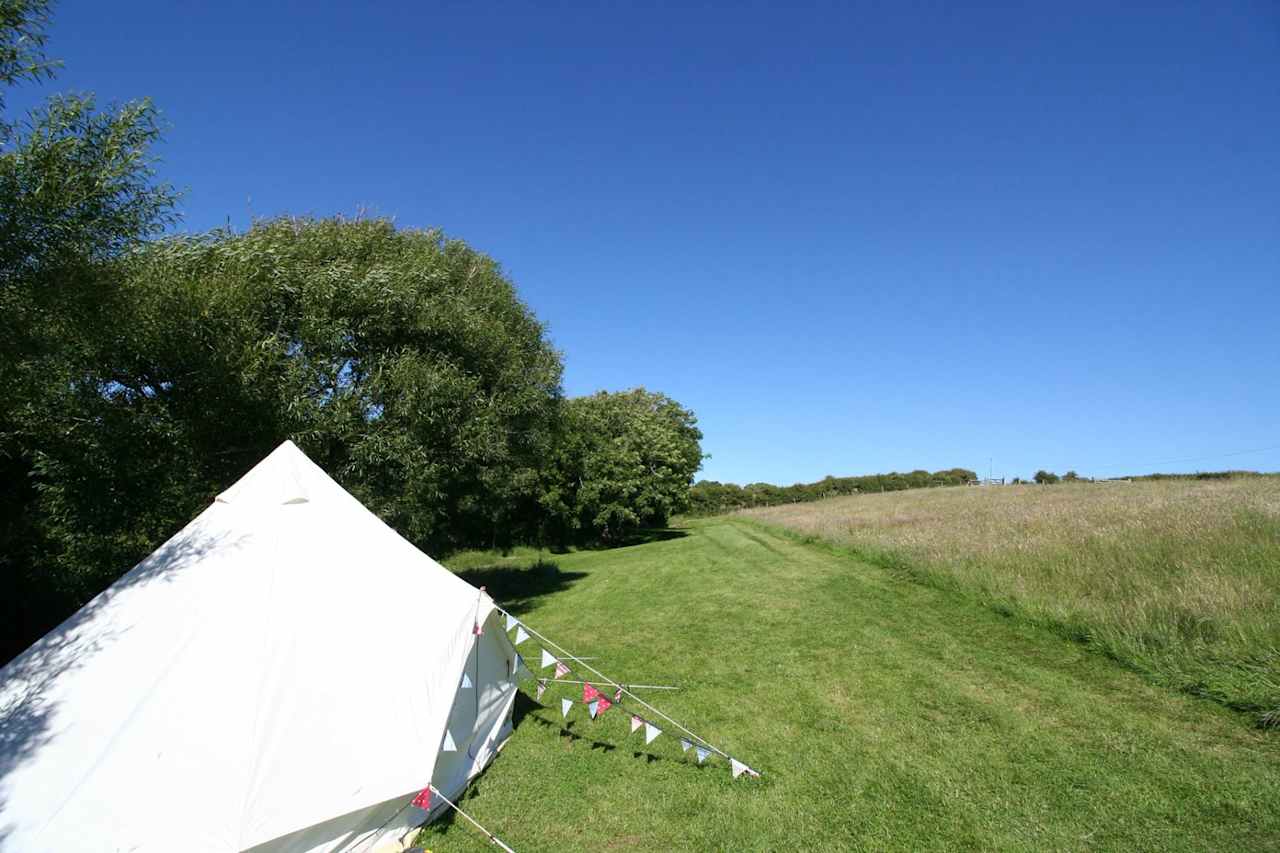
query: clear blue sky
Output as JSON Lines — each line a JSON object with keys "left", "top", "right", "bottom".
{"left": 18, "top": 1, "right": 1280, "bottom": 484}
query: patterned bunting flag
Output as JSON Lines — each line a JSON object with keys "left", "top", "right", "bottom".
{"left": 472, "top": 621, "right": 483, "bottom": 637}
{"left": 695, "top": 746, "right": 710, "bottom": 764}
{"left": 644, "top": 722, "right": 662, "bottom": 745}
{"left": 588, "top": 699, "right": 600, "bottom": 719}
{"left": 555, "top": 661, "right": 570, "bottom": 679}
{"left": 514, "top": 626, "right": 530, "bottom": 646}
{"left": 411, "top": 786, "right": 432, "bottom": 810}
{"left": 582, "top": 683, "right": 602, "bottom": 704}
{"left": 630, "top": 715, "right": 643, "bottom": 733}
{"left": 614, "top": 686, "right": 623, "bottom": 702}
{"left": 596, "top": 695, "right": 612, "bottom": 715}
{"left": 680, "top": 738, "right": 692, "bottom": 753}
{"left": 460, "top": 672, "right": 472, "bottom": 689}
{"left": 561, "top": 698, "right": 573, "bottom": 718}
{"left": 536, "top": 678, "right": 548, "bottom": 701}
{"left": 442, "top": 730, "right": 456, "bottom": 752}
{"left": 505, "top": 612, "right": 518, "bottom": 631}
{"left": 541, "top": 649, "right": 557, "bottom": 670}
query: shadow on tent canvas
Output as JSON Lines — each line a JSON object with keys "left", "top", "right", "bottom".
{"left": 0, "top": 528, "right": 243, "bottom": 842}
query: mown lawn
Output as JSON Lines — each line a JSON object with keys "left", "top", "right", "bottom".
{"left": 424, "top": 518, "right": 1280, "bottom": 851}
{"left": 741, "top": 478, "right": 1280, "bottom": 723}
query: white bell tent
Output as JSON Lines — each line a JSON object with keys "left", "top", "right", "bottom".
{"left": 0, "top": 441, "right": 521, "bottom": 852}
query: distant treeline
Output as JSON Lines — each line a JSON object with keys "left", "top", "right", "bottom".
{"left": 687, "top": 468, "right": 978, "bottom": 515}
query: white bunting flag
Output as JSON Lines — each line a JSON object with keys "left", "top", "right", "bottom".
{"left": 541, "top": 649, "right": 557, "bottom": 670}
{"left": 644, "top": 722, "right": 662, "bottom": 745}
{"left": 630, "top": 715, "right": 643, "bottom": 734}
{"left": 514, "top": 626, "right": 530, "bottom": 646}
{"left": 731, "top": 759, "right": 751, "bottom": 779}
{"left": 695, "top": 746, "right": 710, "bottom": 764}
{"left": 680, "top": 738, "right": 692, "bottom": 753}
{"left": 561, "top": 698, "right": 573, "bottom": 719}
{"left": 536, "top": 679, "right": 547, "bottom": 701}
{"left": 511, "top": 654, "right": 528, "bottom": 679}
{"left": 460, "top": 672, "right": 472, "bottom": 689}
{"left": 506, "top": 613, "right": 518, "bottom": 631}
{"left": 588, "top": 700, "right": 600, "bottom": 719}
{"left": 442, "top": 730, "right": 456, "bottom": 752}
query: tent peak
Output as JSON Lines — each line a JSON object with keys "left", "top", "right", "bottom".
{"left": 214, "top": 440, "right": 324, "bottom": 507}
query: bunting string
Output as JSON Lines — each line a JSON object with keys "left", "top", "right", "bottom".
{"left": 543, "top": 679, "right": 680, "bottom": 691}
{"left": 494, "top": 604, "right": 748, "bottom": 768}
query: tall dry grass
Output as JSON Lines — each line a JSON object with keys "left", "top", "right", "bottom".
{"left": 741, "top": 477, "right": 1280, "bottom": 724}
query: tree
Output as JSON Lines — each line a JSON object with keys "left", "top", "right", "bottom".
{"left": 1063, "top": 470, "right": 1080, "bottom": 482}
{"left": 1034, "top": 470, "right": 1060, "bottom": 484}
{"left": 0, "top": 0, "right": 177, "bottom": 662}
{"left": 540, "top": 389, "right": 703, "bottom": 543}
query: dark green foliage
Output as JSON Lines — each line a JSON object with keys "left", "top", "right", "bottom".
{"left": 1034, "top": 470, "right": 1060, "bottom": 484}
{"left": 1063, "top": 470, "right": 1080, "bottom": 481}
{"left": 538, "top": 389, "right": 703, "bottom": 544}
{"left": 687, "top": 467, "right": 978, "bottom": 515}
{"left": 0, "top": 0, "right": 178, "bottom": 661}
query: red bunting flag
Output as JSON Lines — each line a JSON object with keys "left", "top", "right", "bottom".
{"left": 582, "top": 683, "right": 602, "bottom": 704}
{"left": 596, "top": 695, "right": 612, "bottom": 715}
{"left": 411, "top": 786, "right": 432, "bottom": 810}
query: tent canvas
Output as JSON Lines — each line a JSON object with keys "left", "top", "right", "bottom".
{"left": 0, "top": 441, "right": 520, "bottom": 852}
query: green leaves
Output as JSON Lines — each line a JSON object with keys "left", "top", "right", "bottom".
{"left": 541, "top": 389, "right": 704, "bottom": 544}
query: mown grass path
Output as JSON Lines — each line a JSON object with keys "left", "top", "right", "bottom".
{"left": 429, "top": 518, "right": 1280, "bottom": 851}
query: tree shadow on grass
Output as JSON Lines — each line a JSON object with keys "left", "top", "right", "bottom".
{"left": 455, "top": 560, "right": 587, "bottom": 616}
{"left": 582, "top": 527, "right": 688, "bottom": 551}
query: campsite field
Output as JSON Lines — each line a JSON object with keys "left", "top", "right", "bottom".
{"left": 430, "top": 517, "right": 1280, "bottom": 851}
{"left": 740, "top": 477, "right": 1280, "bottom": 725}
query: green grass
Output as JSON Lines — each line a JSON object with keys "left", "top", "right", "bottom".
{"left": 741, "top": 478, "right": 1280, "bottom": 724}
{"left": 421, "top": 518, "right": 1280, "bottom": 851}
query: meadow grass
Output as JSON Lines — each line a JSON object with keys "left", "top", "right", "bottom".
{"left": 422, "top": 518, "right": 1280, "bottom": 851}
{"left": 740, "top": 477, "right": 1280, "bottom": 725}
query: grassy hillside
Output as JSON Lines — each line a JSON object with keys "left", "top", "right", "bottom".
{"left": 741, "top": 477, "right": 1280, "bottom": 725}
{"left": 428, "top": 519, "right": 1280, "bottom": 851}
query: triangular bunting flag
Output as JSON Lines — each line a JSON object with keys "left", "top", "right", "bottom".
{"left": 555, "top": 661, "right": 570, "bottom": 679}
{"left": 596, "top": 696, "right": 612, "bottom": 715}
{"left": 536, "top": 678, "right": 547, "bottom": 701}
{"left": 680, "top": 738, "right": 692, "bottom": 753}
{"left": 411, "top": 786, "right": 432, "bottom": 810}
{"left": 630, "top": 715, "right": 643, "bottom": 733}
{"left": 514, "top": 626, "right": 530, "bottom": 646}
{"left": 731, "top": 758, "right": 750, "bottom": 779}
{"left": 442, "top": 730, "right": 456, "bottom": 752}
{"left": 614, "top": 686, "right": 623, "bottom": 702}
{"left": 505, "top": 612, "right": 517, "bottom": 631}
{"left": 583, "top": 683, "right": 602, "bottom": 704}
{"left": 695, "top": 746, "right": 710, "bottom": 764}
{"left": 460, "top": 672, "right": 472, "bottom": 689}
{"left": 511, "top": 654, "right": 528, "bottom": 679}
{"left": 588, "top": 699, "right": 600, "bottom": 719}
{"left": 472, "top": 621, "right": 483, "bottom": 637}
{"left": 644, "top": 722, "right": 661, "bottom": 745}
{"left": 541, "top": 649, "right": 557, "bottom": 670}
{"left": 561, "top": 698, "right": 573, "bottom": 718}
